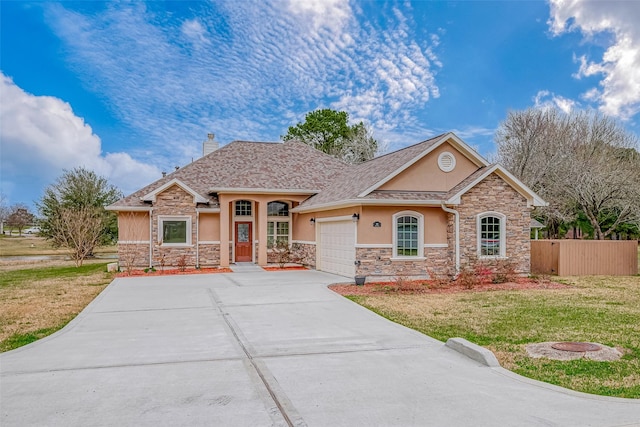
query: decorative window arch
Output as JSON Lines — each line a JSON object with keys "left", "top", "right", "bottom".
{"left": 267, "top": 201, "right": 289, "bottom": 217}
{"left": 235, "top": 200, "right": 252, "bottom": 216}
{"left": 477, "top": 212, "right": 506, "bottom": 258}
{"left": 267, "top": 201, "right": 291, "bottom": 248}
{"left": 392, "top": 211, "right": 424, "bottom": 258}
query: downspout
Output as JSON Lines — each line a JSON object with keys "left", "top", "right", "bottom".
{"left": 196, "top": 210, "right": 200, "bottom": 268}
{"left": 440, "top": 203, "right": 460, "bottom": 275}
{"left": 149, "top": 208, "right": 153, "bottom": 268}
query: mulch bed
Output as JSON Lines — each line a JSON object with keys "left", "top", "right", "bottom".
{"left": 262, "top": 266, "right": 308, "bottom": 271}
{"left": 329, "top": 278, "right": 569, "bottom": 296}
{"left": 116, "top": 267, "right": 233, "bottom": 277}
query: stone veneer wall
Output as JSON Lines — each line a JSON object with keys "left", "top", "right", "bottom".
{"left": 151, "top": 185, "right": 198, "bottom": 268}
{"left": 198, "top": 243, "right": 220, "bottom": 267}
{"left": 456, "top": 174, "right": 531, "bottom": 273}
{"left": 117, "top": 243, "right": 150, "bottom": 268}
{"left": 291, "top": 242, "right": 316, "bottom": 268}
{"left": 354, "top": 246, "right": 452, "bottom": 279}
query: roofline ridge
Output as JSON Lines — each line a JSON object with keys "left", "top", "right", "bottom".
{"left": 359, "top": 132, "right": 447, "bottom": 164}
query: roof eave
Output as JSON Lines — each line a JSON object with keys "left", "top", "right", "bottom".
{"left": 105, "top": 205, "right": 152, "bottom": 212}
{"left": 446, "top": 165, "right": 548, "bottom": 208}
{"left": 292, "top": 198, "right": 445, "bottom": 213}
{"left": 141, "top": 178, "right": 209, "bottom": 204}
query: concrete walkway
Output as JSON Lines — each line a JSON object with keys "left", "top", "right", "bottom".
{"left": 1, "top": 271, "right": 639, "bottom": 426}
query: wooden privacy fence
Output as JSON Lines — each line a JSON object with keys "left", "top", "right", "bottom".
{"left": 531, "top": 240, "right": 638, "bottom": 276}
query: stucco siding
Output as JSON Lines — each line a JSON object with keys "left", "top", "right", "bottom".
{"left": 118, "top": 212, "right": 150, "bottom": 241}
{"left": 359, "top": 206, "right": 448, "bottom": 245}
{"left": 379, "top": 142, "right": 479, "bottom": 192}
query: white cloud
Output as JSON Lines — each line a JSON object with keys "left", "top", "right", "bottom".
{"left": 287, "top": 0, "right": 352, "bottom": 35}
{"left": 533, "top": 90, "right": 577, "bottom": 114}
{"left": 0, "top": 73, "right": 161, "bottom": 203}
{"left": 181, "top": 19, "right": 210, "bottom": 46}
{"left": 41, "top": 0, "right": 441, "bottom": 158}
{"left": 548, "top": 0, "right": 640, "bottom": 119}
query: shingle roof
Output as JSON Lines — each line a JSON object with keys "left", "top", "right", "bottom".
{"left": 297, "top": 134, "right": 447, "bottom": 208}
{"left": 109, "top": 133, "right": 518, "bottom": 211}
{"left": 109, "top": 140, "right": 349, "bottom": 208}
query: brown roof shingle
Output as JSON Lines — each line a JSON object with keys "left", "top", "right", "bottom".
{"left": 298, "top": 134, "right": 447, "bottom": 208}
{"left": 109, "top": 140, "right": 349, "bottom": 208}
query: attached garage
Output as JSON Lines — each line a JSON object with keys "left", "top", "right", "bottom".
{"left": 316, "top": 219, "right": 356, "bottom": 277}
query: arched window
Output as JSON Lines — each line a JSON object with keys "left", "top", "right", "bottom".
{"left": 392, "top": 211, "right": 424, "bottom": 258}
{"left": 267, "top": 201, "right": 290, "bottom": 248}
{"left": 267, "top": 201, "right": 289, "bottom": 217}
{"left": 477, "top": 212, "right": 506, "bottom": 257}
{"left": 235, "top": 200, "right": 252, "bottom": 216}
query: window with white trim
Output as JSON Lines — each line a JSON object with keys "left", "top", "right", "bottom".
{"left": 159, "top": 216, "right": 191, "bottom": 246}
{"left": 267, "top": 201, "right": 290, "bottom": 248}
{"left": 477, "top": 212, "right": 506, "bottom": 257}
{"left": 235, "top": 200, "right": 252, "bottom": 216}
{"left": 267, "top": 221, "right": 289, "bottom": 247}
{"left": 393, "top": 211, "right": 424, "bottom": 258}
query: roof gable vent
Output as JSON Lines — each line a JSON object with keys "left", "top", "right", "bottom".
{"left": 438, "top": 151, "right": 456, "bottom": 172}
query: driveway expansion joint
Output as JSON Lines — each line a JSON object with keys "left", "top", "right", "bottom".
{"left": 0, "top": 356, "right": 247, "bottom": 377}
{"left": 208, "top": 288, "right": 305, "bottom": 427}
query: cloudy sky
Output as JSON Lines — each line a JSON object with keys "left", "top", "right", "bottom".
{"left": 2, "top": 0, "right": 639, "bottom": 209}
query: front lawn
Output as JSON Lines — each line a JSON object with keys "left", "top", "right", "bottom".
{"left": 0, "top": 262, "right": 114, "bottom": 352}
{"left": 0, "top": 235, "right": 117, "bottom": 257}
{"left": 341, "top": 276, "right": 640, "bottom": 398}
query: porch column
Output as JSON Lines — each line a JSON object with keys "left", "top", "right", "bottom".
{"left": 257, "top": 201, "right": 268, "bottom": 266}
{"left": 220, "top": 198, "right": 230, "bottom": 267}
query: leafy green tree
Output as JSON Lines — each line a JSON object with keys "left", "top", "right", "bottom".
{"left": 38, "top": 168, "right": 122, "bottom": 264}
{"left": 282, "top": 109, "right": 378, "bottom": 163}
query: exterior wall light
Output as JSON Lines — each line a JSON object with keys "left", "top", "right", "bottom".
{"left": 310, "top": 218, "right": 316, "bottom": 225}
{"left": 352, "top": 213, "right": 360, "bottom": 222}
{"left": 373, "top": 221, "right": 381, "bottom": 227}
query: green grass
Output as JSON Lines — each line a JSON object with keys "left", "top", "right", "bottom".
{"left": 0, "top": 263, "right": 111, "bottom": 288}
{"left": 0, "top": 262, "right": 113, "bottom": 352}
{"left": 0, "top": 320, "right": 73, "bottom": 352}
{"left": 346, "top": 276, "right": 640, "bottom": 398}
{"left": 0, "top": 235, "right": 116, "bottom": 257}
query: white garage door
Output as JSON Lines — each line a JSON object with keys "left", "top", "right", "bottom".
{"left": 318, "top": 220, "right": 356, "bottom": 277}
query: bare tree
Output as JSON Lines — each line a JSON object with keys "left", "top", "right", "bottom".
{"left": 496, "top": 108, "right": 640, "bottom": 239}
{"left": 339, "top": 122, "right": 379, "bottom": 164}
{"left": 49, "top": 206, "right": 104, "bottom": 267}
{"left": 6, "top": 204, "right": 34, "bottom": 236}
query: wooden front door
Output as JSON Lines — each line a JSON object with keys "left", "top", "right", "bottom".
{"left": 235, "top": 222, "right": 252, "bottom": 262}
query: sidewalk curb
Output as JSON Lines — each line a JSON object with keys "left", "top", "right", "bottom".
{"left": 445, "top": 337, "right": 501, "bottom": 367}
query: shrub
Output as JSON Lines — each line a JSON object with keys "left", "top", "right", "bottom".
{"left": 272, "top": 239, "right": 291, "bottom": 268}
{"left": 456, "top": 264, "right": 481, "bottom": 289}
{"left": 492, "top": 259, "right": 518, "bottom": 283}
{"left": 177, "top": 255, "right": 187, "bottom": 272}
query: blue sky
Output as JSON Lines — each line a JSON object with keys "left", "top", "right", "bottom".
{"left": 2, "top": 0, "right": 639, "bottom": 210}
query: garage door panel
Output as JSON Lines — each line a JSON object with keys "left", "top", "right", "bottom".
{"left": 318, "top": 221, "right": 355, "bottom": 277}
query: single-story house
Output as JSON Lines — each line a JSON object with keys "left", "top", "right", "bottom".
{"left": 107, "top": 132, "right": 546, "bottom": 279}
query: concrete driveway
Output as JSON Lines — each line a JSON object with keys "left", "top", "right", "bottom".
{"left": 2, "top": 269, "right": 639, "bottom": 426}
